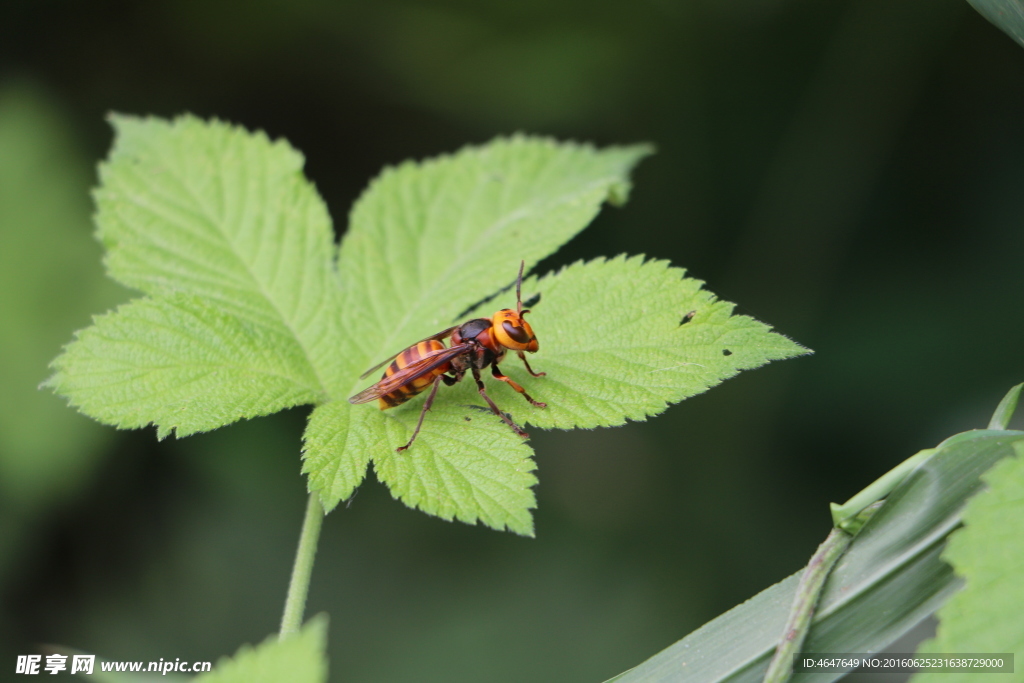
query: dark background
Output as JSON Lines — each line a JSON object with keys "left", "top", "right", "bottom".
{"left": 2, "top": 1, "right": 1023, "bottom": 681}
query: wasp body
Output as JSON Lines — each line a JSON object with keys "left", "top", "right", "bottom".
{"left": 376, "top": 339, "right": 450, "bottom": 409}
{"left": 349, "top": 262, "right": 546, "bottom": 452}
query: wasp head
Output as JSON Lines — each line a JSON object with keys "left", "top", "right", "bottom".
{"left": 492, "top": 309, "right": 538, "bottom": 352}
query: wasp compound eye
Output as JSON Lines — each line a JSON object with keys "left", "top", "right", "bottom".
{"left": 502, "top": 321, "right": 531, "bottom": 344}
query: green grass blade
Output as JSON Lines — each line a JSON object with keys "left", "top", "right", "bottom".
{"left": 987, "top": 381, "right": 1022, "bottom": 430}
{"left": 605, "top": 429, "right": 1024, "bottom": 683}
{"left": 967, "top": 0, "right": 1024, "bottom": 50}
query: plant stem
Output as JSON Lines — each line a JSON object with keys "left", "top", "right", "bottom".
{"left": 829, "top": 448, "right": 933, "bottom": 529}
{"left": 280, "top": 492, "right": 324, "bottom": 638}
{"left": 762, "top": 527, "right": 853, "bottom": 683}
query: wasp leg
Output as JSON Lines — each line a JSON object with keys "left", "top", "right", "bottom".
{"left": 492, "top": 364, "right": 546, "bottom": 408}
{"left": 471, "top": 367, "right": 529, "bottom": 438}
{"left": 517, "top": 351, "right": 546, "bottom": 377}
{"left": 397, "top": 374, "right": 455, "bottom": 452}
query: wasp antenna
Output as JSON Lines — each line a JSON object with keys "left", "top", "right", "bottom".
{"left": 516, "top": 260, "right": 525, "bottom": 313}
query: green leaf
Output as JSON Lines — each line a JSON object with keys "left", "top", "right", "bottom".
{"left": 95, "top": 114, "right": 344, "bottom": 396}
{"left": 49, "top": 294, "right": 321, "bottom": 439}
{"left": 493, "top": 256, "right": 808, "bottom": 430}
{"left": 372, "top": 398, "right": 539, "bottom": 535}
{"left": 911, "top": 441, "right": 1024, "bottom": 683}
{"left": 306, "top": 256, "right": 804, "bottom": 534}
{"left": 306, "top": 137, "right": 656, "bottom": 532}
{"left": 308, "top": 137, "right": 805, "bottom": 532}
{"left": 304, "top": 397, "right": 539, "bottom": 535}
{"left": 301, "top": 400, "right": 376, "bottom": 507}
{"left": 335, "top": 135, "right": 653, "bottom": 388}
{"left": 52, "top": 115, "right": 339, "bottom": 436}
{"left": 605, "top": 429, "right": 1024, "bottom": 683}
{"left": 194, "top": 615, "right": 328, "bottom": 683}
{"left": 52, "top": 117, "right": 807, "bottom": 533}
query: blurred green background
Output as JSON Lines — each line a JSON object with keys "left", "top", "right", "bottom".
{"left": 2, "top": 0, "right": 1023, "bottom": 681}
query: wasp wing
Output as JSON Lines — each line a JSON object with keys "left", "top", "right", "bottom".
{"left": 348, "top": 344, "right": 468, "bottom": 404}
{"left": 357, "top": 326, "right": 459, "bottom": 379}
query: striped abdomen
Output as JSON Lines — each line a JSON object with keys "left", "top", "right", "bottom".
{"left": 378, "top": 340, "right": 451, "bottom": 409}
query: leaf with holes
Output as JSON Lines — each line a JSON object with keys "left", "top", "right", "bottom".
{"left": 50, "top": 115, "right": 808, "bottom": 535}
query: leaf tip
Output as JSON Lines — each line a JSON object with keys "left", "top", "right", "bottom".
{"left": 105, "top": 110, "right": 135, "bottom": 130}
{"left": 604, "top": 142, "right": 655, "bottom": 207}
{"left": 314, "top": 489, "right": 342, "bottom": 516}
{"left": 512, "top": 520, "right": 536, "bottom": 538}
{"left": 987, "top": 382, "right": 1023, "bottom": 430}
